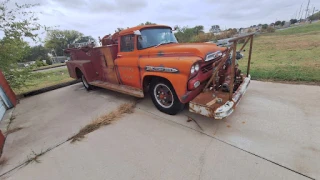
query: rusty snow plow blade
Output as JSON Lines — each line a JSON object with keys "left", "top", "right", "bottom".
{"left": 189, "top": 33, "right": 254, "bottom": 119}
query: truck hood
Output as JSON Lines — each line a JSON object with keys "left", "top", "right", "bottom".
{"left": 148, "top": 43, "right": 227, "bottom": 60}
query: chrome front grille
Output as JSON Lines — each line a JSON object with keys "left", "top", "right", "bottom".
{"left": 201, "top": 55, "right": 224, "bottom": 73}
{"left": 201, "top": 63, "right": 213, "bottom": 73}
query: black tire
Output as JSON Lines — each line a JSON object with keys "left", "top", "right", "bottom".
{"left": 81, "top": 73, "right": 92, "bottom": 91}
{"left": 149, "top": 79, "right": 184, "bottom": 115}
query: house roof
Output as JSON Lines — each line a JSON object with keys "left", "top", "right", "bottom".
{"left": 119, "top": 25, "right": 172, "bottom": 35}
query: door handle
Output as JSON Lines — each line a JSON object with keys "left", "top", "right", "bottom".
{"left": 117, "top": 54, "right": 122, "bottom": 58}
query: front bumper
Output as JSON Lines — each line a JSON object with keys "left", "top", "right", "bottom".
{"left": 180, "top": 83, "right": 205, "bottom": 104}
{"left": 189, "top": 75, "right": 250, "bottom": 119}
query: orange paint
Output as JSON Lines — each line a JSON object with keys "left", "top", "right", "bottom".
{"left": 66, "top": 25, "right": 227, "bottom": 103}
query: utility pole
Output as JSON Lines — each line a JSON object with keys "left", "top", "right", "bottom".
{"left": 298, "top": 3, "right": 303, "bottom": 21}
{"left": 305, "top": 0, "right": 310, "bottom": 19}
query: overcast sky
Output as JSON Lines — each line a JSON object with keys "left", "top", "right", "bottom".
{"left": 13, "top": 0, "right": 320, "bottom": 42}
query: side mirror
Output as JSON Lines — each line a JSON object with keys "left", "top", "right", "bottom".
{"left": 133, "top": 30, "right": 141, "bottom": 35}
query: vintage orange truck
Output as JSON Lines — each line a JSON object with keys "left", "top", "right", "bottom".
{"left": 65, "top": 25, "right": 253, "bottom": 119}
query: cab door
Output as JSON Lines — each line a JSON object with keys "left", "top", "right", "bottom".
{"left": 100, "top": 45, "right": 120, "bottom": 84}
{"left": 115, "top": 34, "right": 141, "bottom": 88}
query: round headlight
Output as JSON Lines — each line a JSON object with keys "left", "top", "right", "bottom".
{"left": 195, "top": 64, "right": 200, "bottom": 71}
{"left": 190, "top": 66, "right": 195, "bottom": 74}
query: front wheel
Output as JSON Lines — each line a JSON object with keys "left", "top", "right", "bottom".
{"left": 81, "top": 74, "right": 92, "bottom": 91}
{"left": 150, "top": 79, "right": 184, "bottom": 115}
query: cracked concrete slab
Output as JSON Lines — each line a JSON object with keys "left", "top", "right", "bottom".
{"left": 0, "top": 83, "right": 135, "bottom": 175}
{"left": 137, "top": 80, "right": 320, "bottom": 179}
{"left": 0, "top": 80, "right": 319, "bottom": 179}
{"left": 1, "top": 110, "right": 309, "bottom": 180}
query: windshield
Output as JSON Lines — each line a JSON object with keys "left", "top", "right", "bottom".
{"left": 137, "top": 28, "right": 178, "bottom": 50}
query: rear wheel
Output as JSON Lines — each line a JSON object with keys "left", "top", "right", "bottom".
{"left": 81, "top": 74, "right": 92, "bottom": 91}
{"left": 150, "top": 79, "right": 184, "bottom": 115}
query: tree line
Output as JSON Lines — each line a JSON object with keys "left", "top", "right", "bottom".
{"left": 0, "top": 0, "right": 298, "bottom": 89}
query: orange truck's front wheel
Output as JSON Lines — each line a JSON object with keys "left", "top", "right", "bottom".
{"left": 150, "top": 79, "right": 184, "bottom": 115}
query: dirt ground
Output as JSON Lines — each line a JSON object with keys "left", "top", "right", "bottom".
{"left": 0, "top": 81, "right": 319, "bottom": 180}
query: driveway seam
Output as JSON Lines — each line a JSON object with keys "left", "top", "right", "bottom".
{"left": 0, "top": 138, "right": 70, "bottom": 178}
{"left": 137, "top": 107, "right": 315, "bottom": 180}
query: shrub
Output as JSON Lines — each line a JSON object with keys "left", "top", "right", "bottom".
{"left": 247, "top": 29, "right": 253, "bottom": 33}
{"left": 46, "top": 59, "right": 52, "bottom": 65}
{"left": 191, "top": 33, "right": 215, "bottom": 43}
{"left": 215, "top": 31, "right": 234, "bottom": 40}
{"left": 290, "top": 19, "right": 298, "bottom": 24}
{"left": 35, "top": 59, "right": 47, "bottom": 67}
{"left": 262, "top": 24, "right": 268, "bottom": 29}
{"left": 266, "top": 27, "right": 275, "bottom": 33}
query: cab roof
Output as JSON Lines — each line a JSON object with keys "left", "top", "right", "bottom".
{"left": 119, "top": 25, "right": 172, "bottom": 35}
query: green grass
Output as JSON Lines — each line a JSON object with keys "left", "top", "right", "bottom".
{"left": 238, "top": 21, "right": 320, "bottom": 83}
{"left": 13, "top": 69, "right": 74, "bottom": 95}
{"left": 273, "top": 22, "right": 320, "bottom": 35}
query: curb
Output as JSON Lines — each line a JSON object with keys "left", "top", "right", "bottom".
{"left": 18, "top": 79, "right": 81, "bottom": 98}
{"left": 32, "top": 64, "right": 66, "bottom": 72}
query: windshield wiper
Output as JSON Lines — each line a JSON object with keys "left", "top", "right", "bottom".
{"left": 155, "top": 41, "right": 176, "bottom": 48}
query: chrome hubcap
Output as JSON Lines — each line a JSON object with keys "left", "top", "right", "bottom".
{"left": 154, "top": 83, "right": 174, "bottom": 108}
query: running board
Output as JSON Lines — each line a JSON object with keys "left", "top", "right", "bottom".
{"left": 90, "top": 81, "right": 144, "bottom": 98}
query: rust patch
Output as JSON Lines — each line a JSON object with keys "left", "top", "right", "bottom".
{"left": 90, "top": 81, "right": 144, "bottom": 98}
{"left": 189, "top": 90, "right": 231, "bottom": 118}
{"left": 227, "top": 125, "right": 231, "bottom": 128}
{"left": 242, "top": 121, "right": 246, "bottom": 124}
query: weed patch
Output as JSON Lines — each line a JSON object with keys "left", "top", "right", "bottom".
{"left": 70, "top": 102, "right": 136, "bottom": 143}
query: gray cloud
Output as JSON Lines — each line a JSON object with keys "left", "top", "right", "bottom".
{"left": 8, "top": 0, "right": 320, "bottom": 44}
{"left": 214, "top": 1, "right": 295, "bottom": 20}
{"left": 50, "top": 0, "right": 148, "bottom": 13}
{"left": 156, "top": 14, "right": 197, "bottom": 23}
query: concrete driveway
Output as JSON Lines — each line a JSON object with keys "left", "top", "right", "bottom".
{"left": 0, "top": 81, "right": 319, "bottom": 180}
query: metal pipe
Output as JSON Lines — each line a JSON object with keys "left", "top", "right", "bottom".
{"left": 203, "top": 48, "right": 231, "bottom": 91}
{"left": 228, "top": 32, "right": 255, "bottom": 42}
{"left": 239, "top": 37, "right": 250, "bottom": 52}
{"left": 247, "top": 36, "right": 253, "bottom": 76}
{"left": 229, "top": 40, "right": 237, "bottom": 100}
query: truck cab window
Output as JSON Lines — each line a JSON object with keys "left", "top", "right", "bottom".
{"left": 137, "top": 28, "right": 178, "bottom": 50}
{"left": 120, "top": 34, "right": 135, "bottom": 52}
